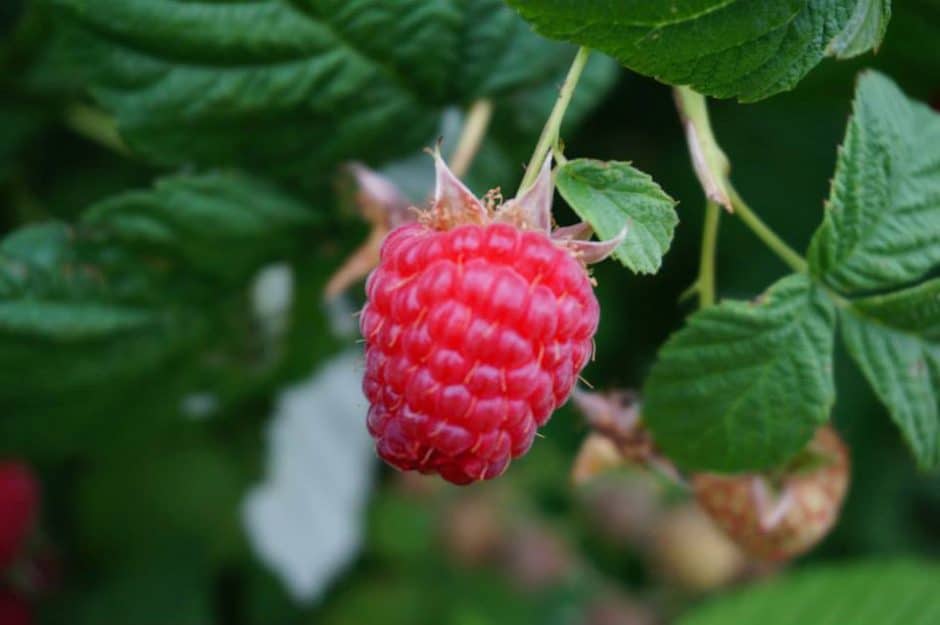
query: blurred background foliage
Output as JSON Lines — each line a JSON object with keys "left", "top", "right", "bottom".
{"left": 0, "top": 1, "right": 938, "bottom": 623}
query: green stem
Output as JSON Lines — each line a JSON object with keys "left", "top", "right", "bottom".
{"left": 728, "top": 185, "right": 808, "bottom": 274}
{"left": 698, "top": 201, "right": 721, "bottom": 308}
{"left": 518, "top": 47, "right": 591, "bottom": 193}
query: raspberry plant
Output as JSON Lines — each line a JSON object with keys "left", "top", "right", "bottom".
{"left": 0, "top": 0, "right": 937, "bottom": 623}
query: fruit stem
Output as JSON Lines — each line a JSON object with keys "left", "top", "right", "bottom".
{"left": 519, "top": 46, "right": 591, "bottom": 193}
{"left": 450, "top": 99, "right": 493, "bottom": 178}
{"left": 728, "top": 185, "right": 808, "bottom": 274}
{"left": 698, "top": 200, "right": 721, "bottom": 308}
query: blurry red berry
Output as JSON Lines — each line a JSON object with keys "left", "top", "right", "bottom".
{"left": 0, "top": 463, "right": 38, "bottom": 569}
{"left": 0, "top": 589, "right": 31, "bottom": 625}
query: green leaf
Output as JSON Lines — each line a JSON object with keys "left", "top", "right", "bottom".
{"left": 505, "top": 0, "right": 890, "bottom": 102}
{"left": 83, "top": 172, "right": 315, "bottom": 283}
{"left": 47, "top": 0, "right": 594, "bottom": 172}
{"left": 64, "top": 550, "right": 214, "bottom": 625}
{"left": 808, "top": 71, "right": 940, "bottom": 293}
{"left": 555, "top": 159, "right": 678, "bottom": 274}
{"left": 643, "top": 274, "right": 836, "bottom": 472}
{"left": 680, "top": 560, "right": 940, "bottom": 625}
{"left": 0, "top": 222, "right": 197, "bottom": 395}
{"left": 827, "top": 0, "right": 892, "bottom": 58}
{"left": 0, "top": 221, "right": 208, "bottom": 457}
{"left": 46, "top": 0, "right": 431, "bottom": 172}
{"left": 840, "top": 279, "right": 940, "bottom": 469}
{"left": 0, "top": 174, "right": 322, "bottom": 457}
{"left": 457, "top": 0, "right": 580, "bottom": 99}
{"left": 77, "top": 442, "right": 246, "bottom": 563}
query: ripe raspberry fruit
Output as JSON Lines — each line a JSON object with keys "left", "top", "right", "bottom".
{"left": 693, "top": 426, "right": 849, "bottom": 561}
{"left": 0, "top": 590, "right": 31, "bottom": 625}
{"left": 0, "top": 462, "right": 38, "bottom": 569}
{"left": 361, "top": 153, "right": 623, "bottom": 484}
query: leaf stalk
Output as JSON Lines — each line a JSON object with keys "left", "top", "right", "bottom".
{"left": 698, "top": 200, "right": 721, "bottom": 307}
{"left": 729, "top": 185, "right": 808, "bottom": 274}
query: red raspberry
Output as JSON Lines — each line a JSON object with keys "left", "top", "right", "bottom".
{"left": 0, "top": 590, "right": 31, "bottom": 625}
{"left": 361, "top": 153, "right": 623, "bottom": 484}
{"left": 0, "top": 462, "right": 38, "bottom": 569}
{"left": 693, "top": 426, "right": 850, "bottom": 561}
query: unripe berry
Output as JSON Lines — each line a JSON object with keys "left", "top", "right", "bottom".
{"left": 693, "top": 426, "right": 849, "bottom": 561}
{"left": 652, "top": 504, "right": 747, "bottom": 593}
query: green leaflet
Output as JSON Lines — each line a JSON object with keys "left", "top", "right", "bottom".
{"left": 0, "top": 221, "right": 201, "bottom": 421}
{"left": 0, "top": 174, "right": 320, "bottom": 456}
{"left": 83, "top": 172, "right": 316, "bottom": 283}
{"left": 841, "top": 279, "right": 940, "bottom": 469}
{"left": 555, "top": 159, "right": 677, "bottom": 275}
{"left": 77, "top": 443, "right": 245, "bottom": 565}
{"left": 505, "top": 0, "right": 890, "bottom": 102}
{"left": 65, "top": 549, "right": 214, "bottom": 625}
{"left": 643, "top": 274, "right": 837, "bottom": 472}
{"left": 47, "top": 0, "right": 600, "bottom": 173}
{"left": 681, "top": 560, "right": 940, "bottom": 625}
{"left": 808, "top": 71, "right": 940, "bottom": 294}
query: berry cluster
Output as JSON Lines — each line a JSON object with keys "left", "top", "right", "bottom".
{"left": 571, "top": 392, "right": 851, "bottom": 562}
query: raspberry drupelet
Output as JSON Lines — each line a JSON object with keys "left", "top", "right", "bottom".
{"left": 360, "top": 152, "right": 624, "bottom": 484}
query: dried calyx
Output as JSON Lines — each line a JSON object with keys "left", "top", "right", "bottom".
{"left": 570, "top": 388, "right": 685, "bottom": 487}
{"left": 327, "top": 149, "right": 625, "bottom": 298}
{"left": 425, "top": 148, "right": 626, "bottom": 266}
{"left": 323, "top": 163, "right": 412, "bottom": 299}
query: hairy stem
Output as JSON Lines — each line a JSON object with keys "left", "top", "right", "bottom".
{"left": 519, "top": 47, "right": 591, "bottom": 193}
{"left": 698, "top": 201, "right": 721, "bottom": 308}
{"left": 729, "top": 185, "right": 808, "bottom": 274}
{"left": 449, "top": 99, "right": 493, "bottom": 178}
